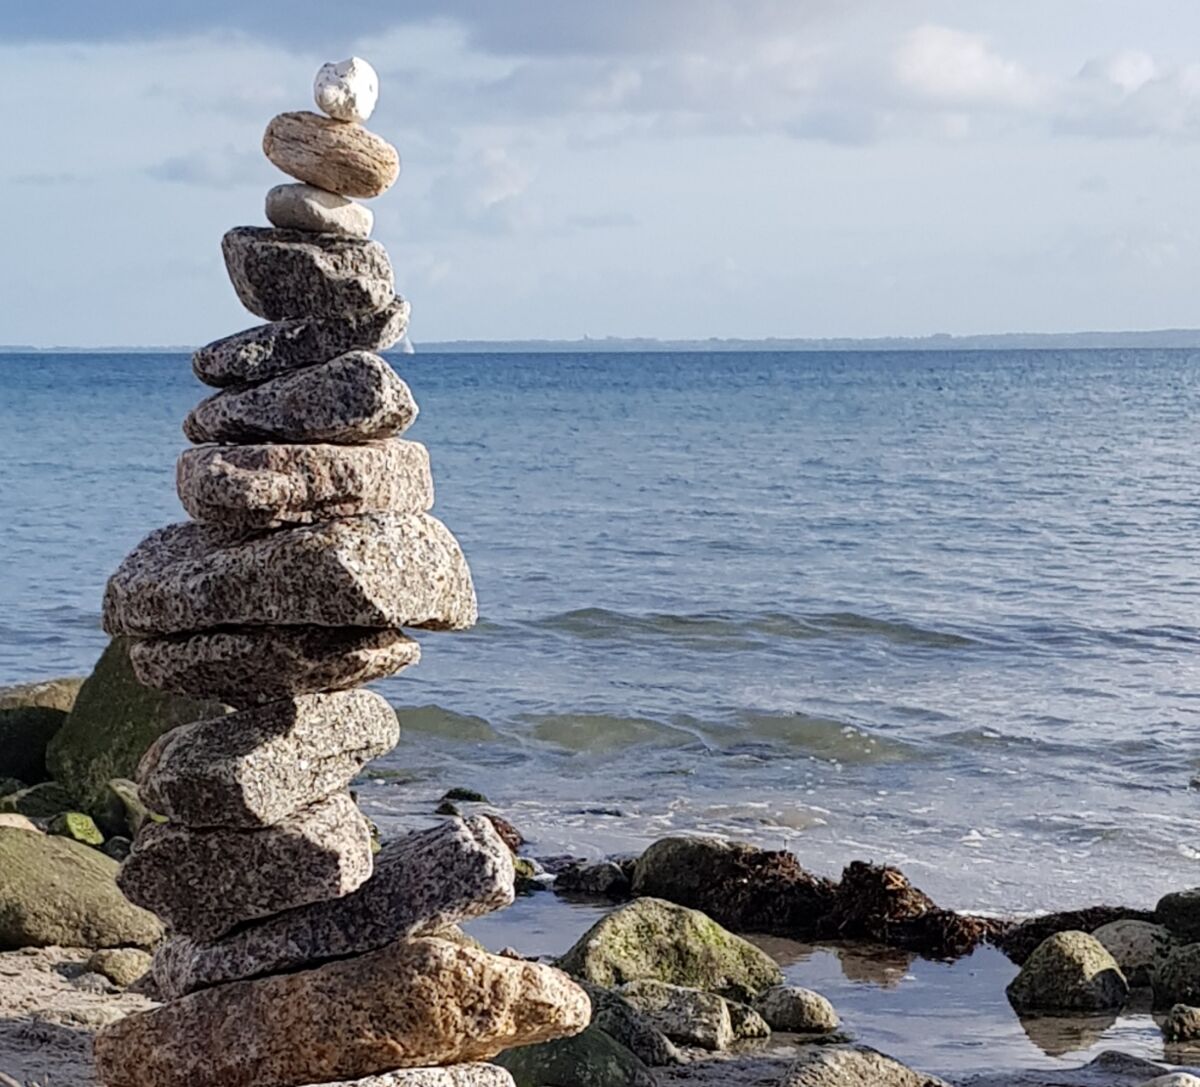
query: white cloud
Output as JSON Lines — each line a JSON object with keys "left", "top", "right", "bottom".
{"left": 894, "top": 25, "right": 1043, "bottom": 109}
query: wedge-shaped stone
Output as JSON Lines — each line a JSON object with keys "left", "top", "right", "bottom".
{"left": 138, "top": 691, "right": 399, "bottom": 828}
{"left": 130, "top": 627, "right": 420, "bottom": 705}
{"left": 94, "top": 937, "right": 591, "bottom": 1087}
{"left": 177, "top": 440, "right": 434, "bottom": 530}
{"left": 118, "top": 791, "right": 371, "bottom": 940}
{"left": 153, "top": 815, "right": 514, "bottom": 998}
{"left": 193, "top": 297, "right": 409, "bottom": 388}
{"left": 302, "top": 1070, "right": 514, "bottom": 1087}
{"left": 264, "top": 111, "right": 400, "bottom": 198}
{"left": 184, "top": 352, "right": 416, "bottom": 446}
{"left": 103, "top": 512, "right": 477, "bottom": 638}
{"left": 223, "top": 227, "right": 394, "bottom": 321}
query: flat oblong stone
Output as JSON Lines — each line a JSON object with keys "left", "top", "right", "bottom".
{"left": 264, "top": 111, "right": 400, "bottom": 199}
{"left": 193, "top": 297, "right": 409, "bottom": 388}
{"left": 137, "top": 691, "right": 399, "bottom": 828}
{"left": 118, "top": 791, "right": 372, "bottom": 940}
{"left": 94, "top": 938, "right": 591, "bottom": 1087}
{"left": 222, "top": 227, "right": 394, "bottom": 321}
{"left": 177, "top": 439, "right": 434, "bottom": 530}
{"left": 266, "top": 183, "right": 374, "bottom": 238}
{"left": 129, "top": 627, "right": 420, "bottom": 705}
{"left": 102, "top": 512, "right": 477, "bottom": 638}
{"left": 303, "top": 1069, "right": 514, "bottom": 1087}
{"left": 184, "top": 352, "right": 416, "bottom": 446}
{"left": 153, "top": 816, "right": 515, "bottom": 998}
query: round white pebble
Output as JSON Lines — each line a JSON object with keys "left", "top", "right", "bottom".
{"left": 314, "top": 56, "right": 380, "bottom": 124}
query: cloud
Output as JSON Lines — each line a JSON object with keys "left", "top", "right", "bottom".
{"left": 1059, "top": 51, "right": 1200, "bottom": 139}
{"left": 894, "top": 26, "right": 1044, "bottom": 109}
{"left": 146, "top": 148, "right": 272, "bottom": 189}
{"left": 423, "top": 147, "right": 537, "bottom": 236}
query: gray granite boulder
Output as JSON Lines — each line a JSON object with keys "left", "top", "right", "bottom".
{"left": 94, "top": 938, "right": 590, "bottom": 1087}
{"left": 103, "top": 512, "right": 477, "bottom": 637}
{"left": 222, "top": 227, "right": 394, "bottom": 321}
{"left": 138, "top": 690, "right": 399, "bottom": 827}
{"left": 177, "top": 439, "right": 434, "bottom": 529}
{"left": 193, "top": 296, "right": 409, "bottom": 387}
{"left": 1159, "top": 889, "right": 1200, "bottom": 943}
{"left": 308, "top": 1072, "right": 515, "bottom": 1087}
{"left": 119, "top": 791, "right": 372, "bottom": 939}
{"left": 782, "top": 1046, "right": 949, "bottom": 1087}
{"left": 152, "top": 815, "right": 514, "bottom": 997}
{"left": 756, "top": 984, "right": 840, "bottom": 1033}
{"left": 1006, "top": 931, "right": 1129, "bottom": 1013}
{"left": 618, "top": 978, "right": 734, "bottom": 1050}
{"left": 1092, "top": 919, "right": 1175, "bottom": 987}
{"left": 184, "top": 352, "right": 416, "bottom": 446}
{"left": 577, "top": 980, "right": 681, "bottom": 1066}
{"left": 266, "top": 183, "right": 374, "bottom": 238}
{"left": 129, "top": 626, "right": 420, "bottom": 706}
{"left": 1154, "top": 943, "right": 1200, "bottom": 1008}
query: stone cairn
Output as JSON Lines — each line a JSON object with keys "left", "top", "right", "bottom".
{"left": 93, "top": 57, "right": 589, "bottom": 1087}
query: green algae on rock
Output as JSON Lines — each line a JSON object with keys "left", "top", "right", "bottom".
{"left": 1006, "top": 931, "right": 1129, "bottom": 1013}
{"left": 48, "top": 811, "right": 104, "bottom": 846}
{"left": 495, "top": 1023, "right": 655, "bottom": 1087}
{"left": 0, "top": 676, "right": 83, "bottom": 782}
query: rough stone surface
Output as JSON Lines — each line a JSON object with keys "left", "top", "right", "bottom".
{"left": 264, "top": 111, "right": 400, "bottom": 199}
{"left": 1159, "top": 889, "right": 1200, "bottom": 943}
{"left": 177, "top": 438, "right": 433, "bottom": 530}
{"left": 185, "top": 351, "right": 415, "bottom": 445}
{"left": 756, "top": 985, "right": 840, "bottom": 1033}
{"left": 0, "top": 781, "right": 74, "bottom": 818}
{"left": 45, "top": 638, "right": 226, "bottom": 819}
{"left": 0, "top": 677, "right": 83, "bottom": 782}
{"left": 152, "top": 815, "right": 514, "bottom": 997}
{"left": 308, "top": 1071, "right": 514, "bottom": 1087}
{"left": 1164, "top": 1004, "right": 1200, "bottom": 1042}
{"left": 47, "top": 811, "right": 104, "bottom": 845}
{"left": 997, "top": 906, "right": 1157, "bottom": 966}
{"left": 495, "top": 1024, "right": 655, "bottom": 1087}
{"left": 222, "top": 227, "right": 394, "bottom": 321}
{"left": 0, "top": 813, "right": 40, "bottom": 832}
{"left": 130, "top": 626, "right": 420, "bottom": 705}
{"left": 558, "top": 896, "right": 783, "bottom": 1002}
{"left": 94, "top": 937, "right": 590, "bottom": 1087}
{"left": 577, "top": 980, "right": 682, "bottom": 1066}
{"left": 118, "top": 791, "right": 373, "bottom": 940}
{"left": 1154, "top": 944, "right": 1200, "bottom": 1008}
{"left": 138, "top": 690, "right": 399, "bottom": 827}
{"left": 0, "top": 828, "right": 162, "bottom": 949}
{"left": 103, "top": 512, "right": 477, "bottom": 637}
{"left": 87, "top": 948, "right": 153, "bottom": 988}
{"left": 314, "top": 57, "right": 380, "bottom": 122}
{"left": 632, "top": 835, "right": 837, "bottom": 936}
{"left": 618, "top": 978, "right": 734, "bottom": 1051}
{"left": 726, "top": 999, "right": 771, "bottom": 1040}
{"left": 193, "top": 296, "right": 409, "bottom": 387}
{"left": 266, "top": 183, "right": 374, "bottom": 237}
{"left": 1006, "top": 931, "right": 1129, "bottom": 1013}
{"left": 782, "top": 1046, "right": 950, "bottom": 1087}
{"left": 1092, "top": 919, "right": 1175, "bottom": 987}
{"left": 555, "top": 861, "right": 631, "bottom": 899}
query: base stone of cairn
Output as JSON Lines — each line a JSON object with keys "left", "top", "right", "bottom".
{"left": 94, "top": 54, "right": 588, "bottom": 1087}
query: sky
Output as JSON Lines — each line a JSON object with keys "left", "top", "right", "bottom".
{"left": 5, "top": 2, "right": 1200, "bottom": 345}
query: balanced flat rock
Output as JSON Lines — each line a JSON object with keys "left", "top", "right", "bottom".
{"left": 222, "top": 227, "right": 394, "bottom": 321}
{"left": 94, "top": 937, "right": 591, "bottom": 1087}
{"left": 138, "top": 690, "right": 399, "bottom": 828}
{"left": 177, "top": 439, "right": 434, "bottom": 529}
{"left": 184, "top": 352, "right": 416, "bottom": 445}
{"left": 266, "top": 183, "right": 374, "bottom": 237}
{"left": 297, "top": 1070, "right": 514, "bottom": 1087}
{"left": 153, "top": 815, "right": 515, "bottom": 998}
{"left": 102, "top": 512, "right": 477, "bottom": 637}
{"left": 263, "top": 111, "right": 400, "bottom": 198}
{"left": 129, "top": 627, "right": 420, "bottom": 705}
{"left": 118, "top": 791, "right": 372, "bottom": 940}
{"left": 193, "top": 296, "right": 409, "bottom": 388}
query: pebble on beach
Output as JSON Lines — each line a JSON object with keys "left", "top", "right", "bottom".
{"left": 314, "top": 56, "right": 380, "bottom": 123}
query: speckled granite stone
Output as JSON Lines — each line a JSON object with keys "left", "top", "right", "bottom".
{"left": 137, "top": 691, "right": 399, "bottom": 828}
{"left": 222, "top": 227, "right": 394, "bottom": 321}
{"left": 177, "top": 440, "right": 434, "bottom": 529}
{"left": 263, "top": 111, "right": 400, "bottom": 199}
{"left": 302, "top": 1069, "right": 514, "bottom": 1087}
{"left": 152, "top": 816, "right": 515, "bottom": 997}
{"left": 183, "top": 352, "right": 416, "bottom": 446}
{"left": 193, "top": 297, "right": 409, "bottom": 388}
{"left": 118, "top": 792, "right": 372, "bottom": 940}
{"left": 129, "top": 627, "right": 420, "bottom": 705}
{"left": 94, "top": 937, "right": 591, "bottom": 1087}
{"left": 103, "top": 512, "right": 477, "bottom": 637}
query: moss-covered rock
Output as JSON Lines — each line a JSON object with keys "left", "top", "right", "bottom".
{"left": 495, "top": 1023, "right": 655, "bottom": 1087}
{"left": 0, "top": 827, "right": 162, "bottom": 949}
{"left": 45, "top": 637, "right": 226, "bottom": 820}
{"left": 1006, "top": 931, "right": 1128, "bottom": 1013}
{"left": 0, "top": 781, "right": 75, "bottom": 818}
{"left": 756, "top": 985, "right": 840, "bottom": 1033}
{"left": 1158, "top": 888, "right": 1200, "bottom": 943}
{"left": 618, "top": 978, "right": 734, "bottom": 1050}
{"left": 87, "top": 947, "right": 153, "bottom": 988}
{"left": 48, "top": 811, "right": 104, "bottom": 846}
{"left": 577, "top": 980, "right": 681, "bottom": 1066}
{"left": 558, "top": 896, "right": 783, "bottom": 1002}
{"left": 1154, "top": 943, "right": 1200, "bottom": 1009}
{"left": 0, "top": 677, "right": 84, "bottom": 783}
{"left": 1092, "top": 919, "right": 1175, "bottom": 987}
{"left": 782, "top": 1045, "right": 950, "bottom": 1087}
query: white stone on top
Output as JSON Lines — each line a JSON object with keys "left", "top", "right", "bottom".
{"left": 314, "top": 57, "right": 380, "bottom": 124}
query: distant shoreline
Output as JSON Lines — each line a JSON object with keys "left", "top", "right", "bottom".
{"left": 7, "top": 328, "right": 1200, "bottom": 353}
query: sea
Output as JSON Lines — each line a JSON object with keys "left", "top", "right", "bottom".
{"left": 4, "top": 347, "right": 1200, "bottom": 1076}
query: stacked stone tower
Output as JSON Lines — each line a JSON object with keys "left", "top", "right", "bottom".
{"left": 92, "top": 58, "right": 588, "bottom": 1087}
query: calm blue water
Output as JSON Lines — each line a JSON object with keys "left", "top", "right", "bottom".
{"left": 4, "top": 348, "right": 1200, "bottom": 916}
